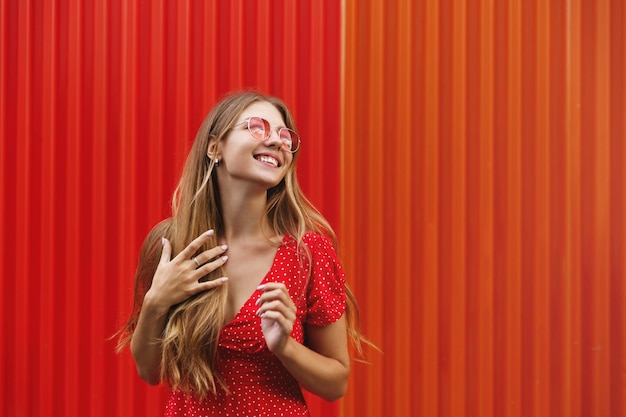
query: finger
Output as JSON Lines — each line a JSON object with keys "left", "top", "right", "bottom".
{"left": 256, "top": 286, "right": 292, "bottom": 306}
{"left": 257, "top": 282, "right": 287, "bottom": 292}
{"left": 256, "top": 283, "right": 289, "bottom": 300}
{"left": 258, "top": 310, "right": 294, "bottom": 331}
{"left": 160, "top": 237, "right": 172, "bottom": 263}
{"left": 175, "top": 230, "right": 215, "bottom": 260}
{"left": 196, "top": 253, "right": 229, "bottom": 275}
{"left": 256, "top": 300, "right": 296, "bottom": 321}
{"left": 194, "top": 244, "right": 228, "bottom": 265}
{"left": 194, "top": 277, "right": 229, "bottom": 294}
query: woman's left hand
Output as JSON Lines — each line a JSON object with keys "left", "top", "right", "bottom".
{"left": 255, "top": 283, "right": 297, "bottom": 354}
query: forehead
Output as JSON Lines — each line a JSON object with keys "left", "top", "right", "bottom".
{"left": 239, "top": 101, "right": 285, "bottom": 126}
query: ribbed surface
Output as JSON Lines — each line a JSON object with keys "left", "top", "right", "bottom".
{"left": 3, "top": 1, "right": 625, "bottom": 417}
{"left": 0, "top": 1, "right": 341, "bottom": 416}
{"left": 341, "top": 0, "right": 625, "bottom": 417}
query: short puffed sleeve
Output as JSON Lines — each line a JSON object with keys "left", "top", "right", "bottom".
{"left": 303, "top": 233, "right": 347, "bottom": 326}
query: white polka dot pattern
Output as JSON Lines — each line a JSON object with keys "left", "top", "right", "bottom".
{"left": 163, "top": 233, "right": 347, "bottom": 416}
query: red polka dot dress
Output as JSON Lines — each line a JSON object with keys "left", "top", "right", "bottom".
{"left": 164, "top": 233, "right": 347, "bottom": 417}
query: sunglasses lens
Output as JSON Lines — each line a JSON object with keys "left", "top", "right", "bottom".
{"left": 248, "top": 117, "right": 269, "bottom": 139}
{"left": 245, "top": 117, "right": 299, "bottom": 152}
{"left": 279, "top": 129, "right": 298, "bottom": 152}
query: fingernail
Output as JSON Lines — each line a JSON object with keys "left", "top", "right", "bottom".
{"left": 161, "top": 237, "right": 165, "bottom": 246}
{"left": 221, "top": 244, "right": 228, "bottom": 251}
{"left": 255, "top": 297, "right": 261, "bottom": 306}
{"left": 257, "top": 284, "right": 265, "bottom": 290}
{"left": 221, "top": 255, "right": 228, "bottom": 262}
{"left": 219, "top": 277, "right": 229, "bottom": 283}
{"left": 205, "top": 230, "right": 214, "bottom": 237}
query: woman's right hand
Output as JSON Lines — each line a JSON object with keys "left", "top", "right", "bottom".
{"left": 144, "top": 230, "right": 229, "bottom": 312}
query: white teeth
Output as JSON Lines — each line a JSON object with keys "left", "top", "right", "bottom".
{"left": 257, "top": 155, "right": 279, "bottom": 167}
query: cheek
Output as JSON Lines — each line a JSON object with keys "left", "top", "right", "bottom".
{"left": 222, "top": 143, "right": 253, "bottom": 161}
{"left": 284, "top": 153, "right": 295, "bottom": 166}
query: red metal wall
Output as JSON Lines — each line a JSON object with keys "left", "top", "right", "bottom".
{"left": 2, "top": 0, "right": 626, "bottom": 417}
{"left": 341, "top": 0, "right": 626, "bottom": 416}
{"left": 0, "top": 1, "right": 341, "bottom": 416}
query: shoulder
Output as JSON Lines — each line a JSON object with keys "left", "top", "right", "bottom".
{"left": 150, "top": 218, "right": 173, "bottom": 237}
{"left": 282, "top": 233, "right": 342, "bottom": 270}
{"left": 299, "top": 232, "right": 344, "bottom": 274}
{"left": 301, "top": 232, "right": 337, "bottom": 254}
{"left": 138, "top": 218, "right": 173, "bottom": 258}
{"left": 142, "top": 218, "right": 173, "bottom": 244}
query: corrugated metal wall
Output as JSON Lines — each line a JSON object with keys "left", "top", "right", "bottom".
{"left": 341, "top": 0, "right": 626, "bottom": 417}
{"left": 2, "top": 0, "right": 625, "bottom": 416}
{"left": 0, "top": 1, "right": 341, "bottom": 416}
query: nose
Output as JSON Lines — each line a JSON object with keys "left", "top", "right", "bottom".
{"left": 264, "top": 128, "right": 284, "bottom": 148}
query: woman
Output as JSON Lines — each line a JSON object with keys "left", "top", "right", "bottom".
{"left": 117, "top": 91, "right": 366, "bottom": 416}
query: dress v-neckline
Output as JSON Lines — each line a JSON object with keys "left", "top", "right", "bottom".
{"left": 222, "top": 235, "right": 289, "bottom": 327}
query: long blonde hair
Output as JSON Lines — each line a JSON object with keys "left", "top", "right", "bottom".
{"left": 116, "top": 90, "right": 368, "bottom": 399}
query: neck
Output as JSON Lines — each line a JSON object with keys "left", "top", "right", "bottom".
{"left": 218, "top": 187, "right": 272, "bottom": 243}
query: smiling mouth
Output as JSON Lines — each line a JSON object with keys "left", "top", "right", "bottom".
{"left": 255, "top": 155, "right": 279, "bottom": 167}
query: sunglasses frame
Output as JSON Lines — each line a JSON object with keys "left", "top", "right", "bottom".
{"left": 232, "top": 116, "right": 301, "bottom": 153}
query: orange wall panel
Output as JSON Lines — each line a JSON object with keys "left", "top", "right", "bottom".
{"left": 341, "top": 0, "right": 626, "bottom": 416}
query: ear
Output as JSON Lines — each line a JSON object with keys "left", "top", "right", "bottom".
{"left": 207, "top": 135, "right": 220, "bottom": 159}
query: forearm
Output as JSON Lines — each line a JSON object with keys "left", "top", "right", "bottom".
{"left": 130, "top": 298, "right": 170, "bottom": 385}
{"left": 274, "top": 338, "right": 350, "bottom": 402}
{"left": 127, "top": 231, "right": 229, "bottom": 385}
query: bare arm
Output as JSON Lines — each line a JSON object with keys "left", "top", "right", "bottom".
{"left": 277, "top": 318, "right": 350, "bottom": 401}
{"left": 130, "top": 295, "right": 171, "bottom": 384}
{"left": 256, "top": 283, "right": 350, "bottom": 401}
{"left": 130, "top": 231, "right": 229, "bottom": 384}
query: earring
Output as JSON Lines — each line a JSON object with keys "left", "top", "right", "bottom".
{"left": 214, "top": 158, "right": 220, "bottom": 166}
